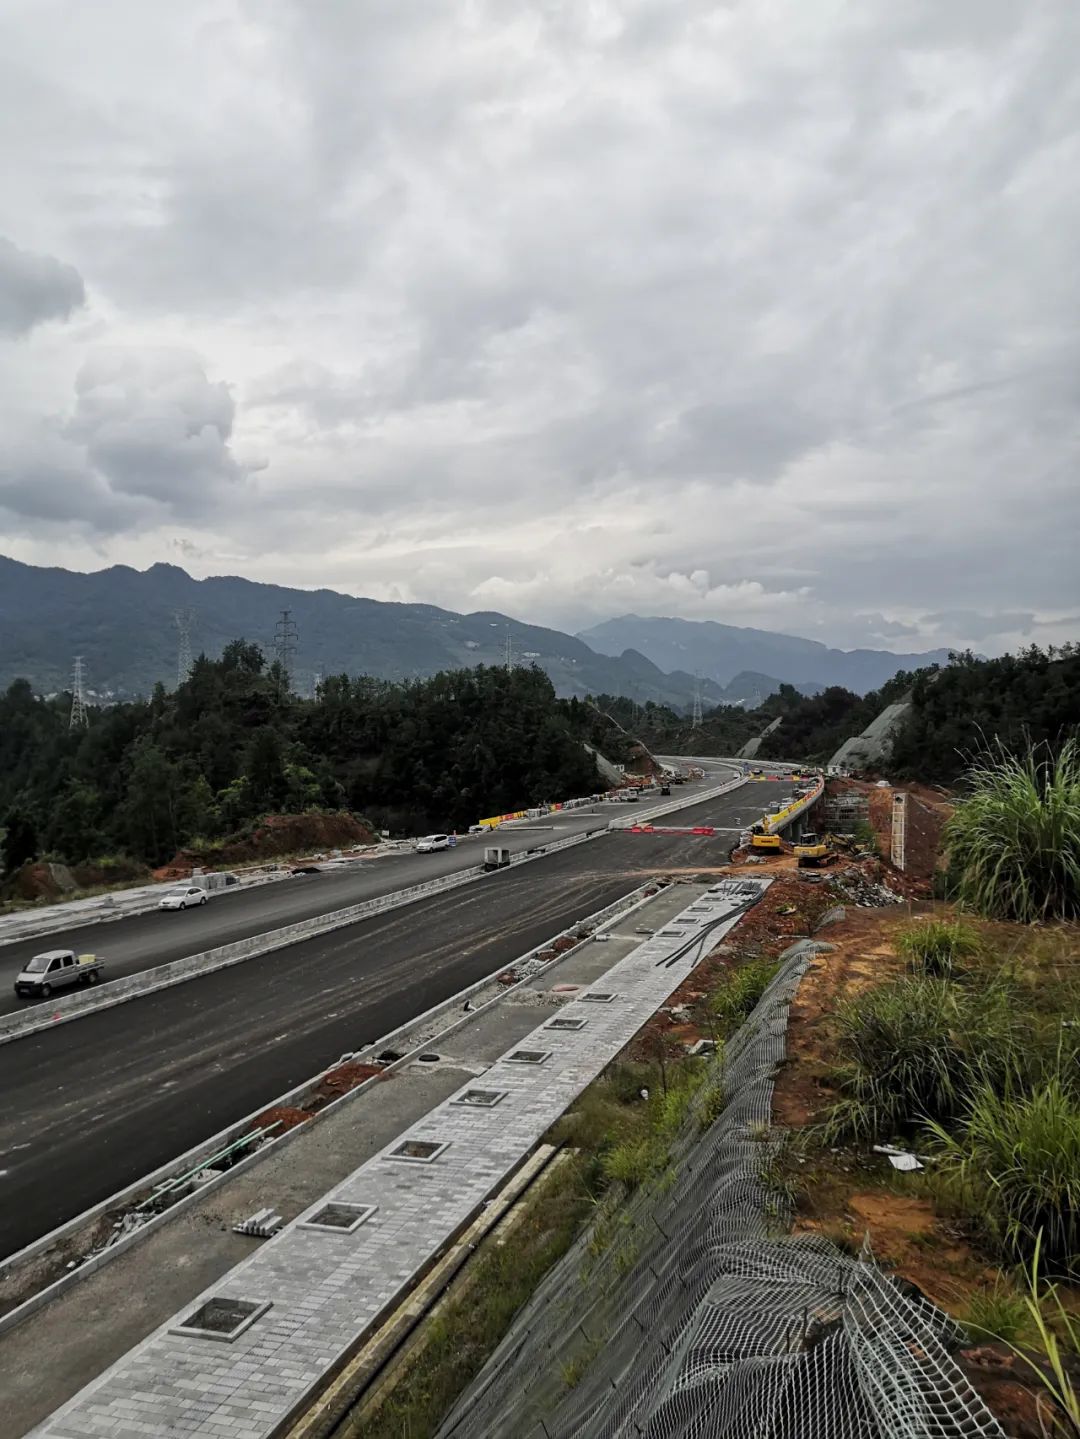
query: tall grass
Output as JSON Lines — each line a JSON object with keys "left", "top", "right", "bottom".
{"left": 897, "top": 918, "right": 980, "bottom": 979}
{"left": 823, "top": 976, "right": 1015, "bottom": 1141}
{"left": 926, "top": 1074, "right": 1080, "bottom": 1267}
{"left": 710, "top": 958, "right": 780, "bottom": 1032}
{"left": 944, "top": 738, "right": 1080, "bottom": 923}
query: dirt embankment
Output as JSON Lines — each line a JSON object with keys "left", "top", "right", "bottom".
{"left": 827, "top": 776, "right": 952, "bottom": 881}
{"left": 3, "top": 856, "right": 151, "bottom": 903}
{"left": 160, "top": 811, "right": 377, "bottom": 875}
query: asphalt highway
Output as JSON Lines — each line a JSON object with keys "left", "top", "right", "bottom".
{"left": 0, "top": 769, "right": 754, "bottom": 1014}
{"left": 0, "top": 778, "right": 787, "bottom": 1260}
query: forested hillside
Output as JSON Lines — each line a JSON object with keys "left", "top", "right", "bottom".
{"left": 647, "top": 645, "right": 1079, "bottom": 780}
{"left": 887, "top": 646, "right": 1080, "bottom": 783}
{"left": 0, "top": 649, "right": 615, "bottom": 872}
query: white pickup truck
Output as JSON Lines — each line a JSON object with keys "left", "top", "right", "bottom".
{"left": 14, "top": 949, "right": 104, "bottom": 1000}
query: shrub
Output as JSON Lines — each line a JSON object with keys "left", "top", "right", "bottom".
{"left": 898, "top": 918, "right": 980, "bottom": 978}
{"left": 943, "top": 738, "right": 1080, "bottom": 923}
{"left": 927, "top": 1075, "right": 1080, "bottom": 1267}
{"left": 823, "top": 976, "right": 1015, "bottom": 1141}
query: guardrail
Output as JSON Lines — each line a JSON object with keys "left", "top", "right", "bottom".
{"left": 0, "top": 827, "right": 606, "bottom": 1048}
{"left": 762, "top": 776, "right": 825, "bottom": 836}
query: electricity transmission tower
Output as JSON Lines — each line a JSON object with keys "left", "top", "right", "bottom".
{"left": 504, "top": 623, "right": 514, "bottom": 674}
{"left": 69, "top": 656, "right": 89, "bottom": 730}
{"left": 273, "top": 609, "right": 299, "bottom": 695}
{"left": 691, "top": 672, "right": 704, "bottom": 729}
{"left": 174, "top": 608, "right": 195, "bottom": 688}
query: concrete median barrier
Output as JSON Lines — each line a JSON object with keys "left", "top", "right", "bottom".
{"left": 0, "top": 827, "right": 605, "bottom": 1048}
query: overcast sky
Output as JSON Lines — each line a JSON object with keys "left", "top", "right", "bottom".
{"left": 1, "top": 0, "right": 1078, "bottom": 656}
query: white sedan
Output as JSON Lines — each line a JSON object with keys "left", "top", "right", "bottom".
{"left": 158, "top": 886, "right": 208, "bottom": 910}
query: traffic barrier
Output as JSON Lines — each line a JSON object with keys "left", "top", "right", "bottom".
{"left": 0, "top": 827, "right": 605, "bottom": 1048}
{"left": 762, "top": 776, "right": 826, "bottom": 835}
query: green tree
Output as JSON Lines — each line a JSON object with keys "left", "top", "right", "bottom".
{"left": 2, "top": 804, "right": 38, "bottom": 875}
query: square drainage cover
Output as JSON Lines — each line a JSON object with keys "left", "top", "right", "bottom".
{"left": 505, "top": 1049, "right": 552, "bottom": 1065}
{"left": 578, "top": 992, "right": 618, "bottom": 1004}
{"left": 545, "top": 1016, "right": 588, "bottom": 1032}
{"left": 387, "top": 1139, "right": 449, "bottom": 1163}
{"left": 452, "top": 1088, "right": 508, "bottom": 1108}
{"left": 171, "top": 1296, "right": 271, "bottom": 1343}
{"left": 301, "top": 1202, "right": 377, "bottom": 1234}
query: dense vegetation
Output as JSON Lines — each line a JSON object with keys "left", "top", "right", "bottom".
{"left": 0, "top": 646, "right": 618, "bottom": 872}
{"left": 887, "top": 645, "right": 1080, "bottom": 783}
{"left": 646, "top": 644, "right": 1079, "bottom": 781}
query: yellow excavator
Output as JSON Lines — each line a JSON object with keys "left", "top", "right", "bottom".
{"left": 750, "top": 827, "right": 782, "bottom": 854}
{"left": 793, "top": 831, "right": 834, "bottom": 868}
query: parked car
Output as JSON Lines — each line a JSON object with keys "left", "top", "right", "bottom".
{"left": 416, "top": 834, "right": 450, "bottom": 853}
{"left": 15, "top": 950, "right": 103, "bottom": 999}
{"left": 158, "top": 886, "right": 208, "bottom": 910}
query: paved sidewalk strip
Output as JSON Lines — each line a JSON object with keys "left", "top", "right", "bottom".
{"left": 36, "top": 879, "right": 765, "bottom": 1439}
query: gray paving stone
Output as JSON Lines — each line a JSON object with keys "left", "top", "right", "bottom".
{"left": 35, "top": 882, "right": 762, "bottom": 1438}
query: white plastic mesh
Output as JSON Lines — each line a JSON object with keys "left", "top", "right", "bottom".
{"left": 436, "top": 943, "right": 1006, "bottom": 1439}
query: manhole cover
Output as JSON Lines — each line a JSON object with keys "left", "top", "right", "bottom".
{"left": 301, "top": 1202, "right": 377, "bottom": 1234}
{"left": 578, "top": 992, "right": 618, "bottom": 1004}
{"left": 171, "top": 1296, "right": 271, "bottom": 1343}
{"left": 386, "top": 1139, "right": 449, "bottom": 1163}
{"left": 417, "top": 1053, "right": 441, "bottom": 1063}
{"left": 452, "top": 1088, "right": 508, "bottom": 1108}
{"left": 545, "top": 1017, "right": 588, "bottom": 1032}
{"left": 505, "top": 1049, "right": 552, "bottom": 1065}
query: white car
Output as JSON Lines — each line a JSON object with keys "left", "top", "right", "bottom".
{"left": 158, "top": 886, "right": 208, "bottom": 910}
{"left": 416, "top": 834, "right": 450, "bottom": 853}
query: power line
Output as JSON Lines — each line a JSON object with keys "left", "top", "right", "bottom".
{"left": 273, "top": 609, "right": 299, "bottom": 695}
{"left": 70, "top": 656, "right": 89, "bottom": 730}
{"left": 174, "top": 608, "right": 195, "bottom": 688}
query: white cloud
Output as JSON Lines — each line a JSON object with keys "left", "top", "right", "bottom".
{"left": 0, "top": 0, "right": 1077, "bottom": 655}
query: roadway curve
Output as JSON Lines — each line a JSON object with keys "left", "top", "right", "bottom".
{"left": 0, "top": 770, "right": 738, "bottom": 1015}
{"left": 0, "top": 779, "right": 785, "bottom": 1261}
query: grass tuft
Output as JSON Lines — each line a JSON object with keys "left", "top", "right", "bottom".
{"left": 944, "top": 737, "right": 1080, "bottom": 924}
{"left": 926, "top": 1074, "right": 1080, "bottom": 1267}
{"left": 822, "top": 975, "right": 1015, "bottom": 1141}
{"left": 898, "top": 918, "right": 981, "bottom": 978}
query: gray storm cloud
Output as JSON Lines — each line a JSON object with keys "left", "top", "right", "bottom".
{"left": 0, "top": 235, "right": 85, "bottom": 337}
{"left": 0, "top": 0, "right": 1076, "bottom": 654}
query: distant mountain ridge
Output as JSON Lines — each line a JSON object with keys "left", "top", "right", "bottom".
{"left": 0, "top": 557, "right": 944, "bottom": 704}
{"left": 578, "top": 613, "right": 954, "bottom": 695}
{"left": 0, "top": 556, "right": 732, "bottom": 707}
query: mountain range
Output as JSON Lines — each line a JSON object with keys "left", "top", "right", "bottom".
{"left": 0, "top": 556, "right": 952, "bottom": 706}
{"left": 579, "top": 614, "right": 954, "bottom": 695}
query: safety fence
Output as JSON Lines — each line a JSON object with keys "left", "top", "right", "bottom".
{"left": 438, "top": 941, "right": 1006, "bottom": 1439}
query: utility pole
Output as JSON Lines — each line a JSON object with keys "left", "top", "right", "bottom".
{"left": 69, "top": 656, "right": 89, "bottom": 730}
{"left": 273, "top": 609, "right": 299, "bottom": 696}
{"left": 174, "top": 608, "right": 195, "bottom": 688}
{"left": 691, "top": 672, "right": 704, "bottom": 729}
